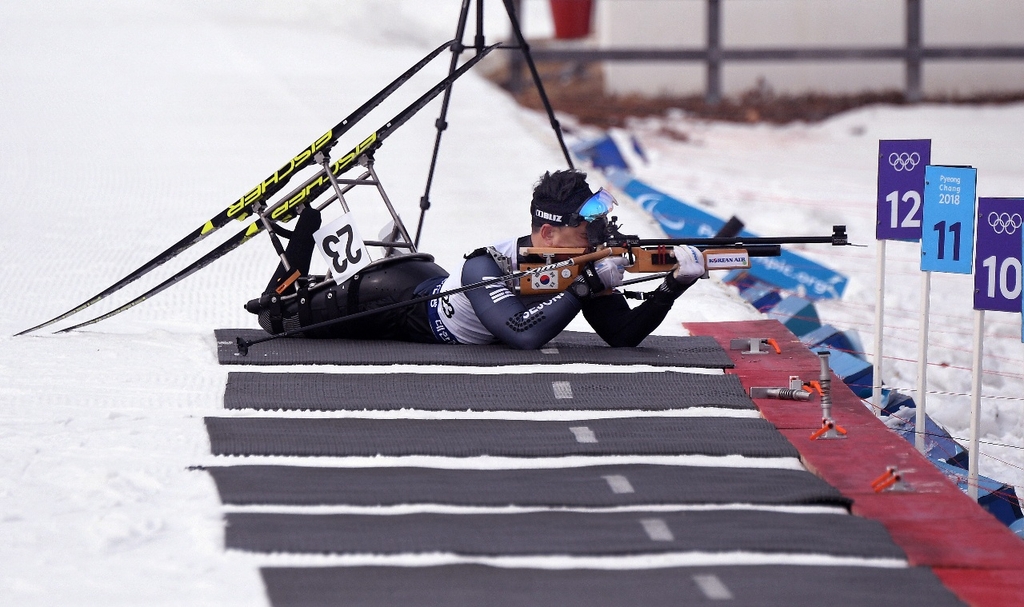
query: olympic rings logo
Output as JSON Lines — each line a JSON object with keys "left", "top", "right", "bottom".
{"left": 888, "top": 152, "right": 921, "bottom": 172}
{"left": 988, "top": 212, "right": 1023, "bottom": 235}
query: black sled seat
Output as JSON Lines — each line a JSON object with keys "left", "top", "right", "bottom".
{"left": 214, "top": 329, "right": 735, "bottom": 368}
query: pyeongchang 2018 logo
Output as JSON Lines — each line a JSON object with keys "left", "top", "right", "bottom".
{"left": 988, "top": 212, "right": 1023, "bottom": 235}
{"left": 888, "top": 152, "right": 920, "bottom": 172}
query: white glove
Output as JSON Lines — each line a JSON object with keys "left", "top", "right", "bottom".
{"left": 594, "top": 256, "right": 628, "bottom": 290}
{"left": 672, "top": 245, "right": 706, "bottom": 284}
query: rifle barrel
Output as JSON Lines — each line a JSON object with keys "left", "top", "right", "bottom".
{"left": 634, "top": 224, "right": 848, "bottom": 248}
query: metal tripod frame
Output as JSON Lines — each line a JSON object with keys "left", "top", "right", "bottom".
{"left": 414, "top": 0, "right": 576, "bottom": 247}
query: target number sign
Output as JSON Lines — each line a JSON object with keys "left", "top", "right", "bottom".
{"left": 876, "top": 139, "right": 930, "bottom": 241}
{"left": 973, "top": 198, "right": 1024, "bottom": 312}
{"left": 921, "top": 165, "right": 976, "bottom": 274}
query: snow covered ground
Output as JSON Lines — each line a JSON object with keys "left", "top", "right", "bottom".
{"left": 1, "top": 1, "right": 1021, "bottom": 605}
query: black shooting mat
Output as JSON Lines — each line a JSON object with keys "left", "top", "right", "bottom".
{"left": 260, "top": 564, "right": 965, "bottom": 607}
{"left": 215, "top": 329, "right": 735, "bottom": 368}
{"left": 204, "top": 417, "right": 800, "bottom": 458}
{"left": 224, "top": 509, "right": 904, "bottom": 559}
{"left": 205, "top": 464, "right": 850, "bottom": 508}
{"left": 223, "top": 370, "right": 754, "bottom": 411}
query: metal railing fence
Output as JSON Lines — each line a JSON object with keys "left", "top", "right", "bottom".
{"left": 511, "top": 0, "right": 1024, "bottom": 103}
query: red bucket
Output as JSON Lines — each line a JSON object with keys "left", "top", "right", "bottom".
{"left": 549, "top": 0, "right": 593, "bottom": 39}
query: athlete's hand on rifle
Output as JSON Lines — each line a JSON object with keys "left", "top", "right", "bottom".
{"left": 672, "top": 245, "right": 706, "bottom": 285}
{"left": 595, "top": 256, "right": 628, "bottom": 289}
{"left": 571, "top": 256, "right": 627, "bottom": 299}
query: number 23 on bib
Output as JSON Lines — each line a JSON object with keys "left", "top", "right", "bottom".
{"left": 313, "top": 212, "right": 372, "bottom": 284}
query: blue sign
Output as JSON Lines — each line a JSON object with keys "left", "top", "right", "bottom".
{"left": 921, "top": 165, "right": 977, "bottom": 274}
{"left": 614, "top": 176, "right": 848, "bottom": 300}
{"left": 877, "top": 139, "right": 931, "bottom": 241}
{"left": 974, "top": 198, "right": 1023, "bottom": 312}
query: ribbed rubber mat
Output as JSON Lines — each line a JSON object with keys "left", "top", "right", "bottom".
{"left": 225, "top": 509, "right": 905, "bottom": 559}
{"left": 205, "top": 464, "right": 850, "bottom": 508}
{"left": 215, "top": 329, "right": 735, "bottom": 368}
{"left": 204, "top": 417, "right": 800, "bottom": 458}
{"left": 223, "top": 371, "right": 753, "bottom": 411}
{"left": 260, "top": 564, "right": 965, "bottom": 607}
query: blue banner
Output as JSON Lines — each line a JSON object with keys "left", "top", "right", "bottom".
{"left": 611, "top": 175, "right": 848, "bottom": 300}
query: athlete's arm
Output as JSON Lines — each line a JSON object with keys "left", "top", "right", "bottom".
{"left": 462, "top": 253, "right": 583, "bottom": 350}
{"left": 581, "top": 275, "right": 691, "bottom": 347}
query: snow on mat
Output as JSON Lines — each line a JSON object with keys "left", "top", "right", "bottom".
{"left": 225, "top": 509, "right": 905, "bottom": 559}
{"left": 205, "top": 464, "right": 851, "bottom": 508}
{"left": 260, "top": 564, "right": 965, "bottom": 607}
{"left": 204, "top": 417, "right": 800, "bottom": 459}
{"left": 223, "top": 371, "right": 754, "bottom": 411}
{"left": 214, "top": 329, "right": 735, "bottom": 368}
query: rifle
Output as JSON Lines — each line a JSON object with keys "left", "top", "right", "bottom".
{"left": 516, "top": 222, "right": 849, "bottom": 296}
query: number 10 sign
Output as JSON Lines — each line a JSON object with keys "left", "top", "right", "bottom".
{"left": 974, "top": 198, "right": 1024, "bottom": 312}
{"left": 921, "top": 165, "right": 977, "bottom": 274}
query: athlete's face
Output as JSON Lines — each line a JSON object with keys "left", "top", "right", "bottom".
{"left": 547, "top": 223, "right": 591, "bottom": 248}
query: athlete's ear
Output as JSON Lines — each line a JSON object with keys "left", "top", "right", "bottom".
{"left": 536, "top": 223, "right": 556, "bottom": 246}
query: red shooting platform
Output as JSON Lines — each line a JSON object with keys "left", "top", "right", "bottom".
{"left": 685, "top": 319, "right": 1024, "bottom": 607}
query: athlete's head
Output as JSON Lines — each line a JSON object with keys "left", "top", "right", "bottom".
{"left": 530, "top": 170, "right": 616, "bottom": 248}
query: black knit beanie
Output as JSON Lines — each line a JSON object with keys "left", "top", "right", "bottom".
{"left": 530, "top": 169, "right": 594, "bottom": 228}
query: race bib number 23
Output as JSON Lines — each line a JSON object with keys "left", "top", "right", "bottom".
{"left": 313, "top": 212, "right": 371, "bottom": 285}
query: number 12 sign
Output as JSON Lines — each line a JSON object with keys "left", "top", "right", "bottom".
{"left": 877, "top": 139, "right": 930, "bottom": 241}
{"left": 974, "top": 198, "right": 1024, "bottom": 312}
{"left": 921, "top": 165, "right": 977, "bottom": 274}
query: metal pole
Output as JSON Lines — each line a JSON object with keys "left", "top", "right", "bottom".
{"left": 915, "top": 270, "right": 930, "bottom": 452}
{"left": 706, "top": 0, "right": 722, "bottom": 105}
{"left": 905, "top": 0, "right": 923, "bottom": 102}
{"left": 967, "top": 309, "right": 985, "bottom": 501}
{"left": 872, "top": 239, "right": 886, "bottom": 418}
{"left": 507, "top": 0, "right": 525, "bottom": 94}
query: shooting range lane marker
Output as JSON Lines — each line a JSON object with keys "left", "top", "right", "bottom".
{"left": 569, "top": 426, "right": 598, "bottom": 443}
{"left": 692, "top": 574, "right": 734, "bottom": 600}
{"left": 602, "top": 474, "right": 635, "bottom": 494}
{"left": 551, "top": 380, "right": 573, "bottom": 400}
{"left": 640, "top": 518, "right": 675, "bottom": 541}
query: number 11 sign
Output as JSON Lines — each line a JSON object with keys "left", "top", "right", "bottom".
{"left": 877, "top": 139, "right": 930, "bottom": 241}
{"left": 921, "top": 165, "right": 977, "bottom": 274}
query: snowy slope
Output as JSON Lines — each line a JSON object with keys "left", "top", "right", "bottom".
{"left": 0, "top": 2, "right": 1021, "bottom": 606}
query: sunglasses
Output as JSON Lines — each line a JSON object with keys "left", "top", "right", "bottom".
{"left": 564, "top": 188, "right": 617, "bottom": 227}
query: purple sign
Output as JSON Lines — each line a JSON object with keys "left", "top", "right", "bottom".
{"left": 876, "top": 139, "right": 931, "bottom": 241}
{"left": 974, "top": 198, "right": 1024, "bottom": 312}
